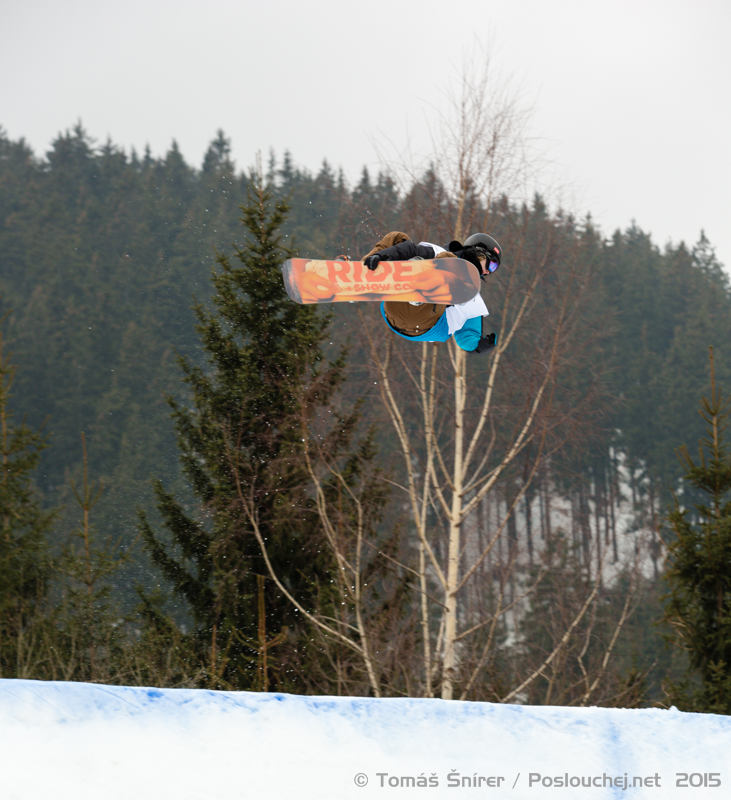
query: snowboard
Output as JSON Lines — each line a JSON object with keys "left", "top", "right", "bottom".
{"left": 282, "top": 258, "right": 480, "bottom": 305}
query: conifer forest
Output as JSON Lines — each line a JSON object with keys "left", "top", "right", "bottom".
{"left": 2, "top": 122, "right": 731, "bottom": 710}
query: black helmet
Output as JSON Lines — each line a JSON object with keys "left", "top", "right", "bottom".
{"left": 448, "top": 233, "right": 502, "bottom": 282}
{"left": 463, "top": 233, "right": 502, "bottom": 266}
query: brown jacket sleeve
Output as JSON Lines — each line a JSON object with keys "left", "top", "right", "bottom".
{"left": 361, "top": 231, "right": 411, "bottom": 261}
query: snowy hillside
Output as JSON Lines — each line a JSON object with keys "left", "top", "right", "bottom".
{"left": 1, "top": 679, "right": 729, "bottom": 799}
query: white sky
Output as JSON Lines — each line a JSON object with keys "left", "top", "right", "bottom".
{"left": 2, "top": 0, "right": 729, "bottom": 267}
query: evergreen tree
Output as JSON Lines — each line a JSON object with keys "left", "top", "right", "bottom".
{"left": 54, "top": 433, "right": 130, "bottom": 683}
{"left": 0, "top": 323, "right": 54, "bottom": 677}
{"left": 138, "top": 177, "right": 353, "bottom": 690}
{"left": 693, "top": 230, "right": 728, "bottom": 294}
{"left": 663, "top": 348, "right": 731, "bottom": 712}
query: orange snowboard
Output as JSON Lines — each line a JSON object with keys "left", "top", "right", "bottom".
{"left": 282, "top": 258, "right": 480, "bottom": 305}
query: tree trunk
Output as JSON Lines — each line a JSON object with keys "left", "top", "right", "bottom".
{"left": 442, "top": 347, "right": 466, "bottom": 700}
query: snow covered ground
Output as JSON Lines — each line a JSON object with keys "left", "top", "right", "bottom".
{"left": 1, "top": 679, "right": 730, "bottom": 799}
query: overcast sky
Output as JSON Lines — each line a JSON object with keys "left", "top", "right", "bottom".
{"left": 2, "top": 0, "right": 729, "bottom": 268}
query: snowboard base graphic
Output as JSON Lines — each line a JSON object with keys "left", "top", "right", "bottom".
{"left": 282, "top": 258, "right": 480, "bottom": 305}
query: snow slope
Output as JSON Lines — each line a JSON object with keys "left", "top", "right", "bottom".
{"left": 1, "top": 679, "right": 729, "bottom": 799}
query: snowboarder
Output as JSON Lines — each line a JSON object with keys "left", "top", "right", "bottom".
{"left": 361, "top": 231, "right": 501, "bottom": 354}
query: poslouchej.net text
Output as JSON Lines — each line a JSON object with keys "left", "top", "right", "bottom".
{"left": 359, "top": 770, "right": 722, "bottom": 789}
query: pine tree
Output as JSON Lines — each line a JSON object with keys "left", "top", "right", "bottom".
{"left": 54, "top": 432, "right": 130, "bottom": 683}
{"left": 663, "top": 347, "right": 731, "bottom": 712}
{"left": 138, "top": 176, "right": 353, "bottom": 690}
{"left": 0, "top": 322, "right": 54, "bottom": 677}
{"left": 693, "top": 230, "right": 728, "bottom": 294}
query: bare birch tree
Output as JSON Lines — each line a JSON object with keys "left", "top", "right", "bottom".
{"left": 365, "top": 53, "right": 625, "bottom": 701}
{"left": 376, "top": 48, "right": 540, "bottom": 245}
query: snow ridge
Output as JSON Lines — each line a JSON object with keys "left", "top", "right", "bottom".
{"left": 1, "top": 679, "right": 729, "bottom": 799}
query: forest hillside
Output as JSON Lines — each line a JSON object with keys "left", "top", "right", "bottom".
{"left": 1, "top": 125, "right": 729, "bottom": 702}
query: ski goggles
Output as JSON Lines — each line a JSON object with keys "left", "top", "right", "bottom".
{"left": 478, "top": 257, "right": 500, "bottom": 280}
{"left": 475, "top": 246, "right": 500, "bottom": 276}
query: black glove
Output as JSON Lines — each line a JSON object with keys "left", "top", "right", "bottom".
{"left": 364, "top": 254, "right": 381, "bottom": 271}
{"left": 471, "top": 332, "right": 497, "bottom": 354}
